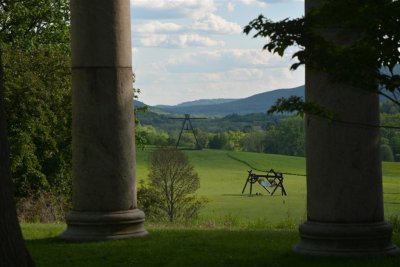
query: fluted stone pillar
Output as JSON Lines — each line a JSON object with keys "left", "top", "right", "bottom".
{"left": 294, "top": 0, "right": 399, "bottom": 256}
{"left": 61, "top": 0, "right": 147, "bottom": 241}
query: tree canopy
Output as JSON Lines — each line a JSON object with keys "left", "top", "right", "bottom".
{"left": 0, "top": 0, "right": 70, "bottom": 47}
{"left": 244, "top": 0, "right": 400, "bottom": 112}
{"left": 1, "top": 0, "right": 71, "bottom": 198}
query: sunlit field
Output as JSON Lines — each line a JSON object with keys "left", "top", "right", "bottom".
{"left": 137, "top": 148, "right": 400, "bottom": 226}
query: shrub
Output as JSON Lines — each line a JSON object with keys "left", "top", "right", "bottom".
{"left": 16, "top": 192, "right": 71, "bottom": 223}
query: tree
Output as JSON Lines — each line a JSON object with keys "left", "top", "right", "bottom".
{"left": 133, "top": 73, "right": 148, "bottom": 149}
{"left": 135, "top": 125, "right": 169, "bottom": 146}
{"left": 381, "top": 112, "right": 400, "bottom": 161}
{"left": 244, "top": 0, "right": 400, "bottom": 114}
{"left": 381, "top": 144, "right": 394, "bottom": 162}
{"left": 241, "top": 130, "right": 266, "bottom": 153}
{"left": 4, "top": 45, "right": 71, "bottom": 198}
{"left": 208, "top": 133, "right": 228, "bottom": 149}
{"left": 0, "top": 1, "right": 69, "bottom": 265}
{"left": 0, "top": 51, "right": 34, "bottom": 267}
{"left": 146, "top": 147, "right": 204, "bottom": 222}
{"left": 264, "top": 116, "right": 305, "bottom": 156}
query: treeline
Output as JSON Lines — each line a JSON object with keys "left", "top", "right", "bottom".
{"left": 137, "top": 116, "right": 306, "bottom": 156}
{"left": 136, "top": 111, "right": 282, "bottom": 133}
{"left": 138, "top": 104, "right": 400, "bottom": 162}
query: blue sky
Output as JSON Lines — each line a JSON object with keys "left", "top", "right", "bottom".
{"left": 130, "top": 0, "right": 304, "bottom": 105}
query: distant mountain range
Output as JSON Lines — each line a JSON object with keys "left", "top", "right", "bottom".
{"left": 148, "top": 85, "right": 305, "bottom": 116}
{"left": 133, "top": 65, "right": 398, "bottom": 116}
{"left": 158, "top": 98, "right": 236, "bottom": 108}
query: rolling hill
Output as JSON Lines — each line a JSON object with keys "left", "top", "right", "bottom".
{"left": 153, "top": 85, "right": 305, "bottom": 116}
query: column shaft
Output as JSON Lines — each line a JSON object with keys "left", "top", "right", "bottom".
{"left": 61, "top": 0, "right": 147, "bottom": 241}
{"left": 294, "top": 0, "right": 398, "bottom": 256}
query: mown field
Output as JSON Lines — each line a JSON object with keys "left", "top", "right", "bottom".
{"left": 136, "top": 148, "right": 400, "bottom": 225}
{"left": 24, "top": 149, "right": 400, "bottom": 266}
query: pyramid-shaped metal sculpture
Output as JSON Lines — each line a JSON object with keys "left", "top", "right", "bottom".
{"left": 169, "top": 114, "right": 206, "bottom": 150}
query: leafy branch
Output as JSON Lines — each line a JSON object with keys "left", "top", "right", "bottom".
{"left": 268, "top": 96, "right": 335, "bottom": 120}
{"left": 244, "top": 0, "right": 400, "bottom": 113}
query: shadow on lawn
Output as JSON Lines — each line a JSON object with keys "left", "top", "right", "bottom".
{"left": 25, "top": 227, "right": 400, "bottom": 267}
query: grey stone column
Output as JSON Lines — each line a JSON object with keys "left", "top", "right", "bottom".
{"left": 294, "top": 0, "right": 399, "bottom": 256}
{"left": 61, "top": 0, "right": 147, "bottom": 241}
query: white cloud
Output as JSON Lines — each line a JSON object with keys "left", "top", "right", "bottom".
{"left": 132, "top": 0, "right": 216, "bottom": 20}
{"left": 239, "top": 0, "right": 267, "bottom": 7}
{"left": 136, "top": 66, "right": 304, "bottom": 105}
{"left": 175, "top": 34, "right": 225, "bottom": 48}
{"left": 227, "top": 2, "right": 235, "bottom": 12}
{"left": 193, "top": 14, "right": 242, "bottom": 34}
{"left": 138, "top": 35, "right": 168, "bottom": 47}
{"left": 161, "top": 49, "right": 290, "bottom": 73}
{"left": 209, "top": 68, "right": 264, "bottom": 82}
{"left": 135, "top": 21, "right": 183, "bottom": 33}
{"left": 238, "top": 0, "right": 303, "bottom": 6}
{"left": 132, "top": 47, "right": 139, "bottom": 56}
{"left": 138, "top": 34, "right": 225, "bottom": 48}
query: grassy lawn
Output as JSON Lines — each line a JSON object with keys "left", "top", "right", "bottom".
{"left": 137, "top": 148, "right": 400, "bottom": 225}
{"left": 22, "top": 150, "right": 400, "bottom": 266}
{"left": 23, "top": 224, "right": 400, "bottom": 267}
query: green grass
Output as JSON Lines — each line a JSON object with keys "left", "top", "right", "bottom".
{"left": 23, "top": 224, "right": 400, "bottom": 267}
{"left": 23, "top": 149, "right": 400, "bottom": 266}
{"left": 137, "top": 148, "right": 400, "bottom": 224}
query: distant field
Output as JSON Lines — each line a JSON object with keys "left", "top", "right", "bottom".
{"left": 136, "top": 148, "right": 400, "bottom": 225}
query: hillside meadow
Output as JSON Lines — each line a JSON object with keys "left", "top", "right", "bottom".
{"left": 136, "top": 148, "right": 400, "bottom": 226}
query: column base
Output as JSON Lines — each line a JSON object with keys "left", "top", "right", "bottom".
{"left": 294, "top": 221, "right": 400, "bottom": 257}
{"left": 60, "top": 209, "right": 148, "bottom": 242}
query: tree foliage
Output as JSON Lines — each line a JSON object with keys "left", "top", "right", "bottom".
{"left": 4, "top": 46, "right": 71, "bottom": 198}
{"left": 0, "top": 1, "right": 69, "bottom": 265}
{"left": 244, "top": 0, "right": 400, "bottom": 111}
{"left": 133, "top": 73, "right": 148, "bottom": 149}
{"left": 1, "top": 0, "right": 71, "bottom": 198}
{"left": 0, "top": 0, "right": 70, "bottom": 48}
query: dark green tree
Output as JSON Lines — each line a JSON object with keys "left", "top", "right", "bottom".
{"left": 2, "top": 0, "right": 71, "bottom": 197}
{"left": 4, "top": 46, "right": 71, "bottom": 198}
{"left": 264, "top": 116, "right": 305, "bottom": 156}
{"left": 208, "top": 133, "right": 228, "bottom": 149}
{"left": 0, "top": 1, "right": 69, "bottom": 265}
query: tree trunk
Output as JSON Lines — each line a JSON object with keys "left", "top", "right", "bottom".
{"left": 0, "top": 49, "right": 35, "bottom": 266}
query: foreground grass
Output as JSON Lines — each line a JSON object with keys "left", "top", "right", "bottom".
{"left": 23, "top": 224, "right": 400, "bottom": 267}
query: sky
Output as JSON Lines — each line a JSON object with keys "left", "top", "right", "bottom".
{"left": 130, "top": 0, "right": 305, "bottom": 105}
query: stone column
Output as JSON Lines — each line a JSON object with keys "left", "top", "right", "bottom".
{"left": 294, "top": 0, "right": 399, "bottom": 256}
{"left": 61, "top": 0, "right": 147, "bottom": 241}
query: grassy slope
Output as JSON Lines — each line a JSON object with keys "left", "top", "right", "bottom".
{"left": 137, "top": 148, "right": 400, "bottom": 224}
